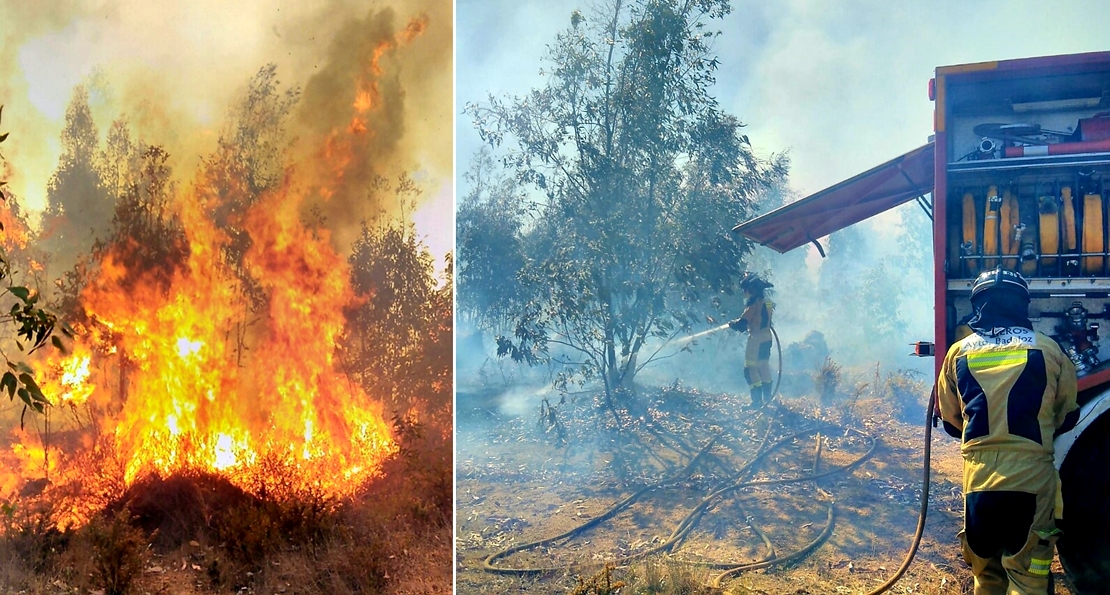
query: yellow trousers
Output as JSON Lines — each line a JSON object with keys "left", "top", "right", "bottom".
{"left": 744, "top": 332, "right": 772, "bottom": 388}
{"left": 960, "top": 451, "right": 1061, "bottom": 595}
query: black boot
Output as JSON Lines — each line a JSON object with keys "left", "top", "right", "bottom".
{"left": 748, "top": 386, "right": 763, "bottom": 409}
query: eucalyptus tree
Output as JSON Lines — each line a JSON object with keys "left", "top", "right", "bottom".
{"left": 466, "top": 0, "right": 786, "bottom": 412}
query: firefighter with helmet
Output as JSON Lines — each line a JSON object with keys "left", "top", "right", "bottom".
{"left": 936, "top": 267, "right": 1079, "bottom": 595}
{"left": 728, "top": 273, "right": 774, "bottom": 408}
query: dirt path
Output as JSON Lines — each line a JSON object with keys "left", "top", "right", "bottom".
{"left": 455, "top": 386, "right": 1075, "bottom": 595}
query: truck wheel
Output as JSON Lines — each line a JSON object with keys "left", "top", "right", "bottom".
{"left": 1058, "top": 411, "right": 1110, "bottom": 592}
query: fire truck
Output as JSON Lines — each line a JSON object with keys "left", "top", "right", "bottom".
{"left": 733, "top": 51, "right": 1110, "bottom": 590}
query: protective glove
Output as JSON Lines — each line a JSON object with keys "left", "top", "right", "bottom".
{"left": 728, "top": 318, "right": 747, "bottom": 332}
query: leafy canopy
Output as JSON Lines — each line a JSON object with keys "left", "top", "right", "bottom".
{"left": 462, "top": 0, "right": 786, "bottom": 399}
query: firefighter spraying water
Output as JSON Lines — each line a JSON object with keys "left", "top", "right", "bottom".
{"left": 667, "top": 272, "right": 779, "bottom": 408}
{"left": 727, "top": 273, "right": 776, "bottom": 408}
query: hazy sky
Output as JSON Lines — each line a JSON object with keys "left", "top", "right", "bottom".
{"left": 457, "top": 0, "right": 1110, "bottom": 205}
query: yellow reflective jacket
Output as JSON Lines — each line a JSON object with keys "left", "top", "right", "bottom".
{"left": 937, "top": 327, "right": 1078, "bottom": 458}
{"left": 739, "top": 297, "right": 773, "bottom": 344}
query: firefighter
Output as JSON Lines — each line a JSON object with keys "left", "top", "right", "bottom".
{"left": 936, "top": 267, "right": 1079, "bottom": 595}
{"left": 728, "top": 273, "right": 774, "bottom": 408}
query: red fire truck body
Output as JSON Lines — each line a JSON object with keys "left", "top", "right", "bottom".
{"left": 734, "top": 51, "right": 1110, "bottom": 589}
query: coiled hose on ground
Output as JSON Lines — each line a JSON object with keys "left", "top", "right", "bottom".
{"left": 480, "top": 326, "right": 935, "bottom": 595}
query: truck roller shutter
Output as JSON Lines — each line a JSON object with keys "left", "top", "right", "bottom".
{"left": 733, "top": 142, "right": 935, "bottom": 253}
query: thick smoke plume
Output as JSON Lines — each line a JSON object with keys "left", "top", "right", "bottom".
{"left": 0, "top": 0, "right": 452, "bottom": 247}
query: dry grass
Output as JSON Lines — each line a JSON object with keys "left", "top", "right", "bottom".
{"left": 455, "top": 375, "right": 1079, "bottom": 595}
{"left": 0, "top": 412, "right": 452, "bottom": 595}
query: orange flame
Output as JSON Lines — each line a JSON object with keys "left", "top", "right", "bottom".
{"left": 36, "top": 172, "right": 399, "bottom": 495}
{"left": 0, "top": 11, "right": 442, "bottom": 530}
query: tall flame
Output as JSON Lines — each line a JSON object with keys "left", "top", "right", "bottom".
{"left": 47, "top": 164, "right": 397, "bottom": 495}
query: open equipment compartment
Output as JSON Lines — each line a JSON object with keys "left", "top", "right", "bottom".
{"left": 940, "top": 56, "right": 1110, "bottom": 384}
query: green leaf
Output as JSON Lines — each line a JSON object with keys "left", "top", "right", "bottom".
{"left": 18, "top": 373, "right": 42, "bottom": 397}
{"left": 0, "top": 372, "right": 15, "bottom": 399}
{"left": 29, "top": 384, "right": 47, "bottom": 403}
{"left": 9, "top": 286, "right": 29, "bottom": 303}
{"left": 51, "top": 335, "right": 67, "bottom": 353}
{"left": 16, "top": 386, "right": 30, "bottom": 406}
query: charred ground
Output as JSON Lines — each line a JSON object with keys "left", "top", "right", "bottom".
{"left": 455, "top": 372, "right": 1076, "bottom": 595}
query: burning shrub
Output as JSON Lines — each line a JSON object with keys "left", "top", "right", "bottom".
{"left": 115, "top": 467, "right": 346, "bottom": 570}
{"left": 117, "top": 471, "right": 254, "bottom": 549}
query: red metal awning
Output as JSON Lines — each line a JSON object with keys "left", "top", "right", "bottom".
{"left": 732, "top": 142, "right": 935, "bottom": 253}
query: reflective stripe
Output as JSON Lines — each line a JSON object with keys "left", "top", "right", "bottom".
{"left": 1029, "top": 558, "right": 1052, "bottom": 576}
{"left": 967, "top": 349, "right": 1026, "bottom": 370}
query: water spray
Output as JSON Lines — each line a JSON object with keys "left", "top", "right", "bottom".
{"left": 672, "top": 323, "right": 732, "bottom": 347}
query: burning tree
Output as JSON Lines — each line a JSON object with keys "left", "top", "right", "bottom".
{"left": 344, "top": 183, "right": 454, "bottom": 412}
{"left": 462, "top": 0, "right": 786, "bottom": 411}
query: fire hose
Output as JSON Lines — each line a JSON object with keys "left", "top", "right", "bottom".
{"left": 861, "top": 386, "right": 934, "bottom": 595}
{"left": 759, "top": 326, "right": 936, "bottom": 595}
{"left": 483, "top": 325, "right": 790, "bottom": 576}
{"left": 481, "top": 414, "right": 877, "bottom": 577}
{"left": 480, "top": 325, "right": 934, "bottom": 594}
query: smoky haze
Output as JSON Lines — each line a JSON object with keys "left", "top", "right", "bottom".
{"left": 0, "top": 0, "right": 451, "bottom": 252}
{"left": 455, "top": 0, "right": 1110, "bottom": 407}
{"left": 450, "top": 0, "right": 954, "bottom": 450}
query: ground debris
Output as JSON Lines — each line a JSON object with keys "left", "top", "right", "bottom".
{"left": 457, "top": 382, "right": 974, "bottom": 594}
